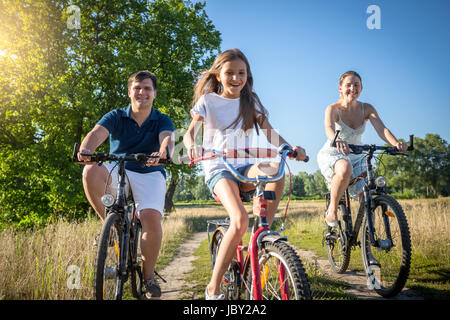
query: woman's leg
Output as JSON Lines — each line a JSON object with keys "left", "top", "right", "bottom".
{"left": 327, "top": 159, "right": 353, "bottom": 222}
{"left": 207, "top": 178, "right": 249, "bottom": 296}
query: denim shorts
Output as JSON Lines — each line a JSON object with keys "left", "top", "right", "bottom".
{"left": 206, "top": 164, "right": 254, "bottom": 196}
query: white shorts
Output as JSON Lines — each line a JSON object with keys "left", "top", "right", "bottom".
{"left": 103, "top": 162, "right": 166, "bottom": 216}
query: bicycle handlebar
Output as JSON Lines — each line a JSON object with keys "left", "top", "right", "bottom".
{"left": 179, "top": 144, "right": 308, "bottom": 184}
{"left": 330, "top": 130, "right": 414, "bottom": 155}
{"left": 70, "top": 143, "right": 170, "bottom": 164}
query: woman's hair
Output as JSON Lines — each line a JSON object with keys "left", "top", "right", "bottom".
{"left": 192, "top": 48, "right": 268, "bottom": 133}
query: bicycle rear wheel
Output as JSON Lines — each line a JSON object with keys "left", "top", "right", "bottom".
{"left": 210, "top": 226, "right": 240, "bottom": 300}
{"left": 94, "top": 212, "right": 123, "bottom": 300}
{"left": 244, "top": 241, "right": 311, "bottom": 300}
{"left": 325, "top": 204, "right": 351, "bottom": 273}
{"left": 361, "top": 194, "right": 411, "bottom": 297}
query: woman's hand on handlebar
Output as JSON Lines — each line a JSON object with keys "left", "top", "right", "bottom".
{"left": 395, "top": 141, "right": 408, "bottom": 152}
{"left": 335, "top": 139, "right": 350, "bottom": 155}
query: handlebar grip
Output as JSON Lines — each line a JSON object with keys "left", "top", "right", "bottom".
{"left": 330, "top": 130, "right": 341, "bottom": 147}
{"left": 288, "top": 150, "right": 309, "bottom": 162}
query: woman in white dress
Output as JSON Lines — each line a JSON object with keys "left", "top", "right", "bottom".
{"left": 317, "top": 71, "right": 408, "bottom": 227}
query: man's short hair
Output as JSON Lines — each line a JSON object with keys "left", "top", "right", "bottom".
{"left": 128, "top": 70, "right": 158, "bottom": 90}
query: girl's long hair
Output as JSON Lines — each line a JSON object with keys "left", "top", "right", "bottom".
{"left": 192, "top": 48, "right": 268, "bottom": 134}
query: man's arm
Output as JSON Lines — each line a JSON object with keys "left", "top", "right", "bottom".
{"left": 159, "top": 130, "right": 174, "bottom": 158}
{"left": 78, "top": 124, "right": 109, "bottom": 162}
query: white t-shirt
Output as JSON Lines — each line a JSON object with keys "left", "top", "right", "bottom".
{"left": 190, "top": 93, "right": 257, "bottom": 181}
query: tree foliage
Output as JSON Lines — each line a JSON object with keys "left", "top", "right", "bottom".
{"left": 0, "top": 0, "right": 220, "bottom": 228}
{"left": 380, "top": 134, "right": 450, "bottom": 198}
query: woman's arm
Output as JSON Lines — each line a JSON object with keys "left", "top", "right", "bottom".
{"left": 324, "top": 104, "right": 350, "bottom": 155}
{"left": 367, "top": 104, "right": 407, "bottom": 151}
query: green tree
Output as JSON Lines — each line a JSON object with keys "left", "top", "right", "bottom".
{"left": 0, "top": 0, "right": 220, "bottom": 228}
{"left": 381, "top": 134, "right": 449, "bottom": 197}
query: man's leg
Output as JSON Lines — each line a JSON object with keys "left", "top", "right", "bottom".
{"left": 138, "top": 209, "right": 163, "bottom": 281}
{"left": 82, "top": 164, "right": 111, "bottom": 220}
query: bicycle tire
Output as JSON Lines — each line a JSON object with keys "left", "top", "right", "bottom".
{"left": 94, "top": 212, "right": 123, "bottom": 300}
{"left": 130, "top": 220, "right": 142, "bottom": 299}
{"left": 325, "top": 204, "right": 351, "bottom": 274}
{"left": 244, "top": 241, "right": 312, "bottom": 300}
{"left": 210, "top": 227, "right": 241, "bottom": 300}
{"left": 361, "top": 194, "right": 411, "bottom": 297}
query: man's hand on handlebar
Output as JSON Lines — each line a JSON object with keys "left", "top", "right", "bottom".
{"left": 77, "top": 148, "right": 95, "bottom": 164}
{"left": 146, "top": 150, "right": 167, "bottom": 166}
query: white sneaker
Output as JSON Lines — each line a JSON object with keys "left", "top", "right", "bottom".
{"left": 205, "top": 288, "right": 225, "bottom": 300}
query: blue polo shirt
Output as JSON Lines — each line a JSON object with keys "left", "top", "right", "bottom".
{"left": 97, "top": 106, "right": 174, "bottom": 178}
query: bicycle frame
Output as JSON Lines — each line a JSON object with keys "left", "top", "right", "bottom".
{"left": 336, "top": 138, "right": 412, "bottom": 251}
{"left": 206, "top": 145, "right": 296, "bottom": 300}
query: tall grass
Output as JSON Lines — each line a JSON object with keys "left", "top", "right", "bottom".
{"left": 1, "top": 199, "right": 448, "bottom": 299}
{"left": 282, "top": 198, "right": 450, "bottom": 298}
{"left": 0, "top": 206, "right": 204, "bottom": 300}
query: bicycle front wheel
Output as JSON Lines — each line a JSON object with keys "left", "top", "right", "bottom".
{"left": 94, "top": 212, "right": 123, "bottom": 300}
{"left": 210, "top": 226, "right": 240, "bottom": 300}
{"left": 244, "top": 241, "right": 311, "bottom": 300}
{"left": 325, "top": 204, "right": 351, "bottom": 274}
{"left": 361, "top": 194, "right": 411, "bottom": 297}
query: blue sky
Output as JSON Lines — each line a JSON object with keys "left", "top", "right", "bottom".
{"left": 200, "top": 0, "right": 450, "bottom": 174}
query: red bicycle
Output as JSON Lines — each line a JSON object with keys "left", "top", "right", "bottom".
{"left": 182, "top": 144, "right": 312, "bottom": 300}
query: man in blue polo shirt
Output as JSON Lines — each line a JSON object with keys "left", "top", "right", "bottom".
{"left": 78, "top": 70, "right": 174, "bottom": 299}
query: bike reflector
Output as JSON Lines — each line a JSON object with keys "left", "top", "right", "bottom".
{"left": 384, "top": 211, "right": 395, "bottom": 217}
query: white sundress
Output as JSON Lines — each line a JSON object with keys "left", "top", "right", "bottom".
{"left": 317, "top": 103, "right": 368, "bottom": 199}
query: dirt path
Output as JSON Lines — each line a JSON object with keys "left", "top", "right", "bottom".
{"left": 295, "top": 248, "right": 423, "bottom": 300}
{"left": 157, "top": 231, "right": 422, "bottom": 300}
{"left": 159, "top": 232, "right": 208, "bottom": 300}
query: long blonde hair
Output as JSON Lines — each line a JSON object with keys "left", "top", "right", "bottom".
{"left": 192, "top": 48, "right": 268, "bottom": 133}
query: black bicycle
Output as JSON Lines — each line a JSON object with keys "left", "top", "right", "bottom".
{"left": 71, "top": 143, "right": 168, "bottom": 300}
{"left": 323, "top": 131, "right": 413, "bottom": 297}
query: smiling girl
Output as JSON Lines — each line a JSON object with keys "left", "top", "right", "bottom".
{"left": 184, "top": 48, "right": 307, "bottom": 299}
{"left": 317, "top": 71, "right": 407, "bottom": 227}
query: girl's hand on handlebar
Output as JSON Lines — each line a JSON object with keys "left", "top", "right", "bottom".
{"left": 189, "top": 144, "right": 204, "bottom": 161}
{"left": 336, "top": 139, "right": 350, "bottom": 155}
{"left": 291, "top": 146, "right": 307, "bottom": 161}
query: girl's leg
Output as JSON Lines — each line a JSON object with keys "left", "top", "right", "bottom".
{"left": 327, "top": 159, "right": 353, "bottom": 222}
{"left": 241, "top": 162, "right": 284, "bottom": 226}
{"left": 207, "top": 178, "right": 249, "bottom": 297}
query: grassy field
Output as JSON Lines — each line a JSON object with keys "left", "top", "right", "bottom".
{"left": 0, "top": 198, "right": 448, "bottom": 299}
